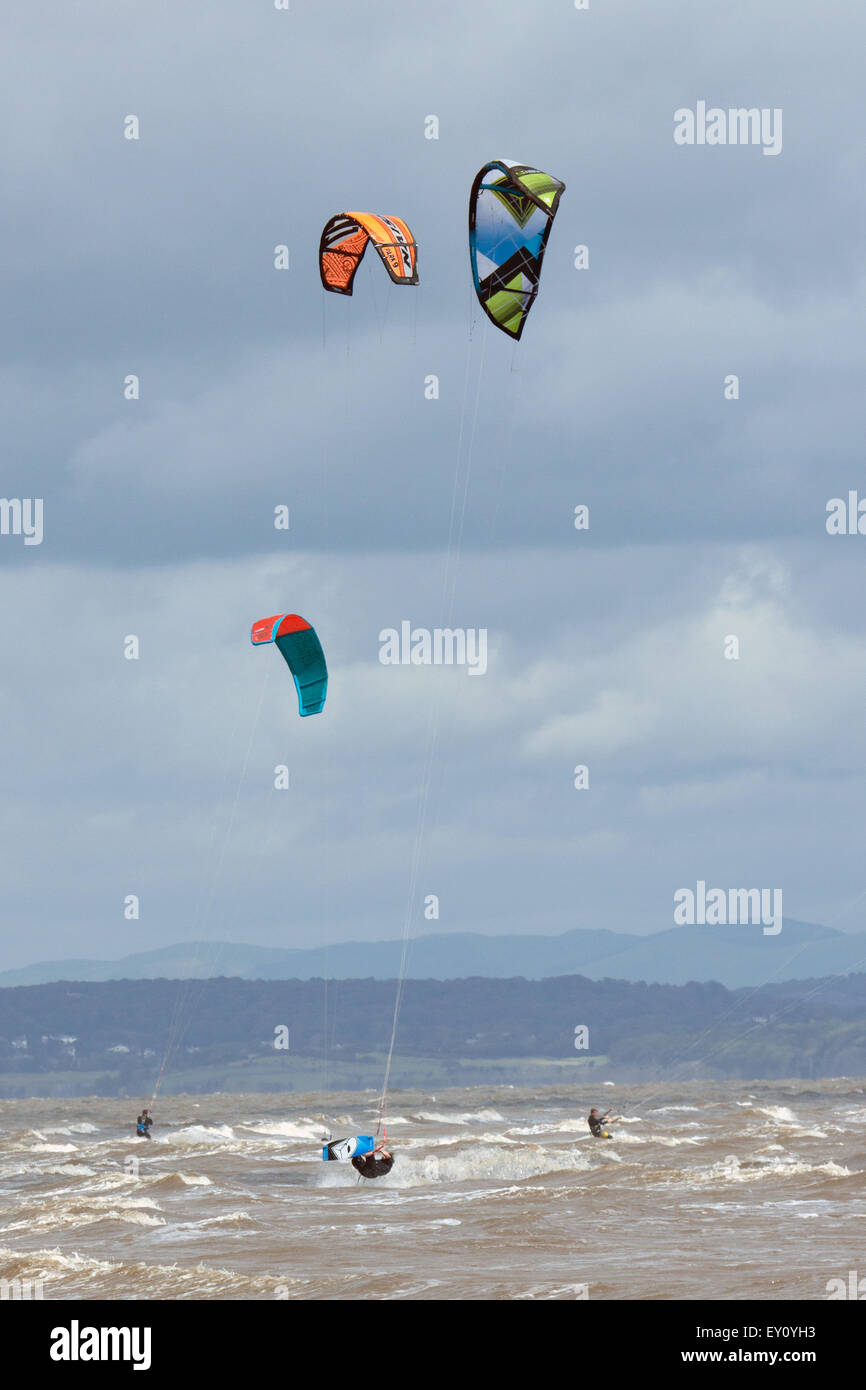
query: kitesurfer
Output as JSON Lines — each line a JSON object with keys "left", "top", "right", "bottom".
{"left": 587, "top": 1107, "right": 612, "bottom": 1139}
{"left": 351, "top": 1137, "right": 393, "bottom": 1180}
{"left": 136, "top": 1108, "right": 153, "bottom": 1139}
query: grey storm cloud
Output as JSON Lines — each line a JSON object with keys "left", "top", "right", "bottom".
{"left": 1, "top": 1, "right": 866, "bottom": 968}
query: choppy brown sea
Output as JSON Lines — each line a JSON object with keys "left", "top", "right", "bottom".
{"left": 1, "top": 1078, "right": 864, "bottom": 1300}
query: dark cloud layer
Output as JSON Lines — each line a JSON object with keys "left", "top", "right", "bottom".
{"left": 1, "top": 2, "right": 865, "bottom": 968}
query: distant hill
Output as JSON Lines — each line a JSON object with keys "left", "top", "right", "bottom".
{"left": 1, "top": 918, "right": 864, "bottom": 990}
{"left": 1, "top": 971, "right": 865, "bottom": 1096}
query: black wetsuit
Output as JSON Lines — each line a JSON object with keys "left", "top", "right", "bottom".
{"left": 351, "top": 1153, "right": 394, "bottom": 1180}
{"left": 136, "top": 1114, "right": 153, "bottom": 1139}
{"left": 588, "top": 1113, "right": 607, "bottom": 1138}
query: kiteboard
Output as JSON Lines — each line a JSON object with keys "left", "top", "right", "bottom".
{"left": 322, "top": 1135, "right": 376, "bottom": 1162}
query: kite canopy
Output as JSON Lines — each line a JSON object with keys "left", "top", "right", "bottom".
{"left": 319, "top": 212, "right": 418, "bottom": 294}
{"left": 251, "top": 614, "right": 328, "bottom": 717}
{"left": 469, "top": 160, "right": 565, "bottom": 339}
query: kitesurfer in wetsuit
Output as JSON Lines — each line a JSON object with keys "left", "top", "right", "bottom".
{"left": 351, "top": 1137, "right": 393, "bottom": 1180}
{"left": 587, "top": 1107, "right": 612, "bottom": 1139}
{"left": 136, "top": 1108, "right": 153, "bottom": 1139}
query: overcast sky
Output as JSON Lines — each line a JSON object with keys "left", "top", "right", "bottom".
{"left": 2, "top": 1, "right": 866, "bottom": 970}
